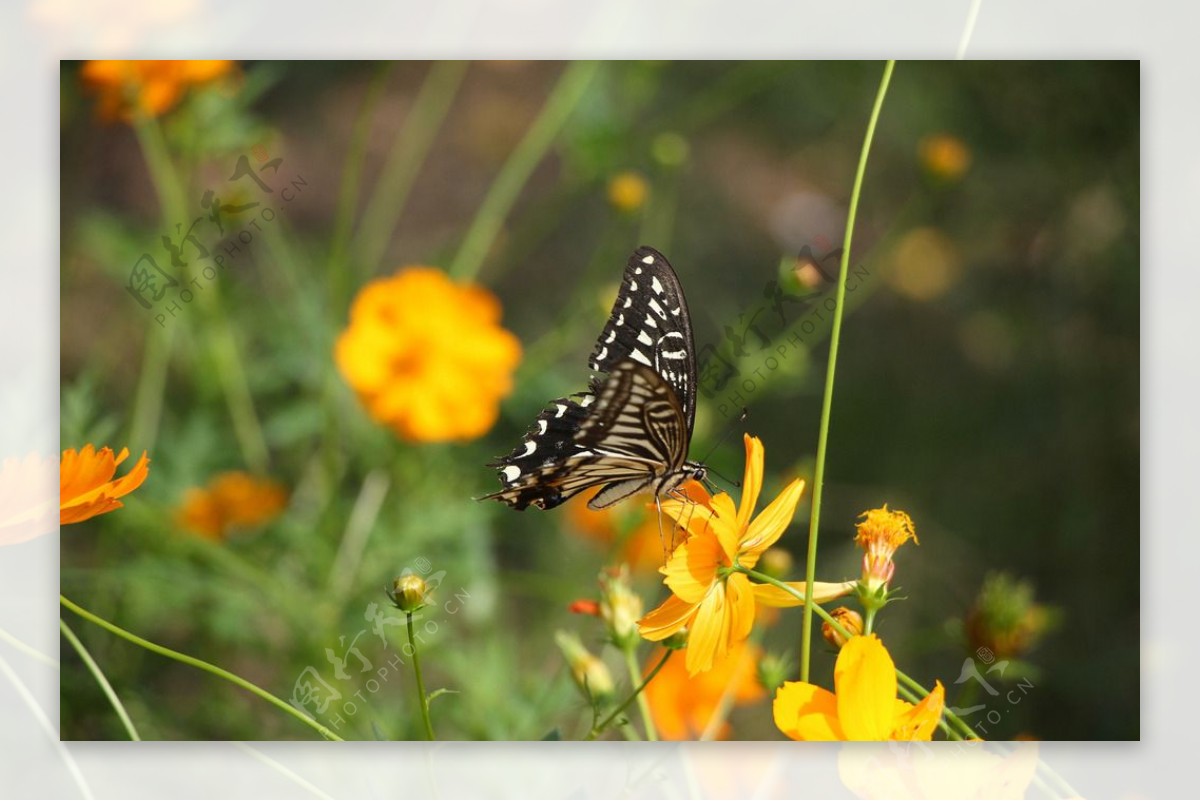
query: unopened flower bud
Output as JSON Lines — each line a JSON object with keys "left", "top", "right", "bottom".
{"left": 599, "top": 566, "right": 643, "bottom": 650}
{"left": 965, "top": 573, "right": 1057, "bottom": 660}
{"left": 662, "top": 628, "right": 689, "bottom": 651}
{"left": 554, "top": 631, "right": 615, "bottom": 703}
{"left": 391, "top": 571, "right": 429, "bottom": 613}
{"left": 822, "top": 607, "right": 864, "bottom": 649}
{"left": 756, "top": 650, "right": 791, "bottom": 692}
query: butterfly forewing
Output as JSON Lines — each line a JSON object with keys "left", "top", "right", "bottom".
{"left": 587, "top": 246, "right": 697, "bottom": 432}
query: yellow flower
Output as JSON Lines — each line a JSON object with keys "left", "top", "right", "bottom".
{"left": 774, "top": 634, "right": 945, "bottom": 741}
{"left": 60, "top": 445, "right": 150, "bottom": 525}
{"left": 638, "top": 434, "right": 852, "bottom": 675}
{"left": 607, "top": 171, "right": 649, "bottom": 213}
{"left": 334, "top": 267, "right": 522, "bottom": 443}
{"left": 919, "top": 132, "right": 971, "bottom": 181}
{"left": 856, "top": 504, "right": 917, "bottom": 595}
{"left": 175, "top": 471, "right": 287, "bottom": 541}
{"left": 644, "top": 640, "right": 765, "bottom": 740}
{"left": 80, "top": 60, "right": 236, "bottom": 121}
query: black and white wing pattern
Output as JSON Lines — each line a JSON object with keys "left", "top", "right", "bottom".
{"left": 482, "top": 246, "right": 706, "bottom": 512}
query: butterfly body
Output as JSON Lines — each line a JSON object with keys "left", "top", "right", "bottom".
{"left": 483, "top": 246, "right": 704, "bottom": 512}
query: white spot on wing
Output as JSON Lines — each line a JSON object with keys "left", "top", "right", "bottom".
{"left": 629, "top": 280, "right": 637, "bottom": 291}
{"left": 501, "top": 465, "right": 521, "bottom": 483}
{"left": 555, "top": 403, "right": 567, "bottom": 418}
{"left": 649, "top": 298, "right": 667, "bottom": 319}
{"left": 641, "top": 254, "right": 655, "bottom": 264}
{"left": 537, "top": 419, "right": 548, "bottom": 434}
{"left": 651, "top": 276, "right": 664, "bottom": 294}
{"left": 520, "top": 440, "right": 536, "bottom": 457}
{"left": 616, "top": 313, "right": 625, "bottom": 326}
{"left": 644, "top": 313, "right": 657, "bottom": 329}
{"left": 637, "top": 330, "right": 653, "bottom": 346}
{"left": 630, "top": 349, "right": 653, "bottom": 366}
{"left": 623, "top": 297, "right": 632, "bottom": 308}
{"left": 605, "top": 331, "right": 616, "bottom": 343}
{"left": 581, "top": 395, "right": 595, "bottom": 407}
{"left": 634, "top": 266, "right": 643, "bottom": 275}
{"left": 596, "top": 346, "right": 608, "bottom": 361}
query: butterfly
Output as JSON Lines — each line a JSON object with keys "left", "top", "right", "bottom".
{"left": 482, "top": 245, "right": 707, "bottom": 511}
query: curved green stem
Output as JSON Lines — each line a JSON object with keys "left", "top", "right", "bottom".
{"left": 738, "top": 566, "right": 981, "bottom": 741}
{"left": 801, "top": 59, "right": 895, "bottom": 682}
{"left": 60, "top": 618, "right": 141, "bottom": 741}
{"left": 587, "top": 648, "right": 671, "bottom": 740}
{"left": 450, "top": 60, "right": 600, "bottom": 282}
{"left": 622, "top": 646, "right": 657, "bottom": 741}
{"left": 407, "top": 612, "right": 435, "bottom": 740}
{"left": 0, "top": 623, "right": 59, "bottom": 668}
{"left": 60, "top": 595, "right": 342, "bottom": 741}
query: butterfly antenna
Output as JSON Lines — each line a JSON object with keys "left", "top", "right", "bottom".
{"left": 696, "top": 407, "right": 749, "bottom": 489}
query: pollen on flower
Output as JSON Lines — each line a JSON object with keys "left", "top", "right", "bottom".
{"left": 855, "top": 504, "right": 917, "bottom": 556}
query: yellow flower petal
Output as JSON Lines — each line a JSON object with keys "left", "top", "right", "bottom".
{"left": 684, "top": 582, "right": 731, "bottom": 675}
{"left": 661, "top": 530, "right": 723, "bottom": 604}
{"left": 834, "top": 635, "right": 899, "bottom": 740}
{"left": 739, "top": 477, "right": 806, "bottom": 562}
{"left": 773, "top": 681, "right": 843, "bottom": 741}
{"left": 751, "top": 580, "right": 857, "bottom": 607}
{"left": 736, "top": 434, "right": 763, "bottom": 531}
{"left": 637, "top": 593, "right": 696, "bottom": 642}
{"left": 60, "top": 446, "right": 150, "bottom": 525}
{"left": 726, "top": 572, "right": 757, "bottom": 644}
{"left": 891, "top": 680, "right": 945, "bottom": 741}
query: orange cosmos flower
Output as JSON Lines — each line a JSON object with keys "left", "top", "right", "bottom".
{"left": 175, "top": 471, "right": 287, "bottom": 541}
{"left": 644, "top": 640, "right": 765, "bottom": 740}
{"left": 334, "top": 267, "right": 522, "bottom": 443}
{"left": 60, "top": 445, "right": 150, "bottom": 525}
{"left": 773, "top": 634, "right": 944, "bottom": 741}
{"left": 80, "top": 60, "right": 236, "bottom": 121}
{"left": 919, "top": 132, "right": 972, "bottom": 182}
{"left": 638, "top": 434, "right": 853, "bottom": 675}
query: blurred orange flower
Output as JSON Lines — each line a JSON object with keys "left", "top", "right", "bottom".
{"left": 175, "top": 471, "right": 287, "bottom": 541}
{"left": 565, "top": 487, "right": 682, "bottom": 573}
{"left": 918, "top": 132, "right": 971, "bottom": 181}
{"left": 334, "top": 267, "right": 522, "bottom": 443}
{"left": 644, "top": 640, "right": 765, "bottom": 740}
{"left": 80, "top": 60, "right": 236, "bottom": 121}
{"left": 774, "top": 634, "right": 944, "bottom": 741}
{"left": 60, "top": 445, "right": 150, "bottom": 525}
{"left": 607, "top": 171, "right": 649, "bottom": 213}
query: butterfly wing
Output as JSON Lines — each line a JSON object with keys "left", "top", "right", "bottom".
{"left": 587, "top": 246, "right": 697, "bottom": 433}
{"left": 482, "top": 360, "right": 690, "bottom": 511}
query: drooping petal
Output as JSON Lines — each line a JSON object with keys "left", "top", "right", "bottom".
{"left": 706, "top": 493, "right": 743, "bottom": 561}
{"left": 773, "top": 681, "right": 843, "bottom": 741}
{"left": 752, "top": 579, "right": 857, "bottom": 607}
{"left": 739, "top": 478, "right": 806, "bottom": 562}
{"left": 637, "top": 594, "right": 697, "bottom": 642}
{"left": 736, "top": 434, "right": 764, "bottom": 532}
{"left": 684, "top": 582, "right": 731, "bottom": 675}
{"left": 661, "top": 530, "right": 723, "bottom": 604}
{"left": 833, "top": 635, "right": 898, "bottom": 741}
{"left": 891, "top": 680, "right": 945, "bottom": 741}
{"left": 726, "top": 572, "right": 758, "bottom": 644}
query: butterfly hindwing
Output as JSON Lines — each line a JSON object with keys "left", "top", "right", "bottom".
{"left": 587, "top": 246, "right": 697, "bottom": 432}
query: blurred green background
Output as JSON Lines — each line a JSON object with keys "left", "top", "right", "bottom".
{"left": 59, "top": 60, "right": 1138, "bottom": 740}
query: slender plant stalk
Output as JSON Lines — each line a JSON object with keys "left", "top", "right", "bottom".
{"left": 622, "top": 647, "right": 658, "bottom": 741}
{"left": 406, "top": 612, "right": 436, "bottom": 740}
{"left": 800, "top": 59, "right": 896, "bottom": 682}
{"left": 587, "top": 649, "right": 672, "bottom": 740}
{"left": 328, "top": 62, "right": 395, "bottom": 297}
{"left": 59, "top": 619, "right": 141, "bottom": 740}
{"left": 60, "top": 595, "right": 343, "bottom": 741}
{"left": 355, "top": 60, "right": 469, "bottom": 276}
{"left": 449, "top": 60, "right": 600, "bottom": 282}
{"left": 739, "top": 565, "right": 981, "bottom": 741}
{"left": 0, "top": 651, "right": 93, "bottom": 798}
{"left": 0, "top": 624, "right": 59, "bottom": 668}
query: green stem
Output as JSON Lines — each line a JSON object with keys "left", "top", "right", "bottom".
{"left": 59, "top": 618, "right": 141, "bottom": 741}
{"left": 0, "top": 623, "right": 59, "bottom": 668}
{"left": 449, "top": 61, "right": 599, "bottom": 282}
{"left": 588, "top": 648, "right": 672, "bottom": 740}
{"left": 60, "top": 595, "right": 343, "bottom": 741}
{"left": 407, "top": 612, "right": 436, "bottom": 740}
{"left": 355, "top": 60, "right": 469, "bottom": 276}
{"left": 739, "top": 566, "right": 982, "bottom": 741}
{"left": 622, "top": 646, "right": 657, "bottom": 741}
{"left": 801, "top": 59, "right": 895, "bottom": 682}
{"left": 329, "top": 62, "right": 394, "bottom": 300}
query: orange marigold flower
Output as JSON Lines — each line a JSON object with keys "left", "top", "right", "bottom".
{"left": 175, "top": 471, "right": 287, "bottom": 541}
{"left": 774, "top": 634, "right": 944, "bottom": 741}
{"left": 60, "top": 446, "right": 150, "bottom": 525}
{"left": 334, "top": 267, "right": 522, "bottom": 443}
{"left": 856, "top": 504, "right": 917, "bottom": 595}
{"left": 80, "top": 60, "right": 236, "bottom": 121}
{"left": 644, "top": 640, "right": 765, "bottom": 740}
{"left": 638, "top": 434, "right": 853, "bottom": 675}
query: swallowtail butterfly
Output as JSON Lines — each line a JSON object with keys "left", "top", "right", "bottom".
{"left": 483, "top": 246, "right": 706, "bottom": 511}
